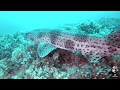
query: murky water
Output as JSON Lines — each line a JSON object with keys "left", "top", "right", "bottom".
{"left": 0, "top": 11, "right": 120, "bottom": 35}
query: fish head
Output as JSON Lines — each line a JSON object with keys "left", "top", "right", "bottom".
{"left": 24, "top": 29, "right": 44, "bottom": 44}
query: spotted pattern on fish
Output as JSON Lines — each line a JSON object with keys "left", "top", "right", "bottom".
{"left": 25, "top": 29, "right": 120, "bottom": 63}
{"left": 105, "top": 30, "right": 120, "bottom": 55}
{"left": 49, "top": 30, "right": 61, "bottom": 45}
{"left": 73, "top": 34, "right": 89, "bottom": 43}
{"left": 106, "top": 31, "right": 120, "bottom": 47}
{"left": 64, "top": 40, "right": 75, "bottom": 50}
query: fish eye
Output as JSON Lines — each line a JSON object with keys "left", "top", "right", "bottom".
{"left": 24, "top": 32, "right": 32, "bottom": 39}
{"left": 27, "top": 32, "right": 31, "bottom": 36}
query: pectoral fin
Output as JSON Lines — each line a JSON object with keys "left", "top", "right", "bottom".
{"left": 37, "top": 42, "right": 57, "bottom": 58}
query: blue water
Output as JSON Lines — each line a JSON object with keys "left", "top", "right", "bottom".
{"left": 0, "top": 11, "right": 120, "bottom": 35}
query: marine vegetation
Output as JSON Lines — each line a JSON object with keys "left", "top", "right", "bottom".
{"left": 0, "top": 18, "right": 120, "bottom": 79}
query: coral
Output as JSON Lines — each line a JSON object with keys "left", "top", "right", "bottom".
{"left": 77, "top": 21, "right": 101, "bottom": 34}
{"left": 11, "top": 45, "right": 32, "bottom": 64}
{"left": 0, "top": 32, "right": 34, "bottom": 60}
{"left": 98, "top": 18, "right": 120, "bottom": 31}
{"left": 0, "top": 34, "right": 15, "bottom": 59}
{"left": 0, "top": 32, "right": 35, "bottom": 79}
{"left": 76, "top": 18, "right": 120, "bottom": 38}
{"left": 0, "top": 31, "right": 118, "bottom": 79}
{"left": 0, "top": 18, "right": 120, "bottom": 79}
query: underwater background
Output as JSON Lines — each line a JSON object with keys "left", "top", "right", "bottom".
{"left": 0, "top": 11, "right": 120, "bottom": 79}
{"left": 0, "top": 11, "right": 120, "bottom": 35}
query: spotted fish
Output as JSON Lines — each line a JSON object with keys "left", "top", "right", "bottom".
{"left": 25, "top": 29, "right": 120, "bottom": 63}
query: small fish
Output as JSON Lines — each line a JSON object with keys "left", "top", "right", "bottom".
{"left": 25, "top": 29, "right": 120, "bottom": 63}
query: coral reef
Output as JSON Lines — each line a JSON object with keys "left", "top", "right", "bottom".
{"left": 76, "top": 18, "right": 120, "bottom": 37}
{"left": 77, "top": 21, "right": 101, "bottom": 34}
{"left": 0, "top": 18, "right": 120, "bottom": 79}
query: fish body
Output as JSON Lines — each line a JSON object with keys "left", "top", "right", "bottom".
{"left": 25, "top": 29, "right": 120, "bottom": 63}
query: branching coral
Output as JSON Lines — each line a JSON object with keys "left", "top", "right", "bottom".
{"left": 77, "top": 21, "right": 101, "bottom": 34}
{"left": 0, "top": 34, "right": 15, "bottom": 59}
{"left": 11, "top": 46, "right": 31, "bottom": 64}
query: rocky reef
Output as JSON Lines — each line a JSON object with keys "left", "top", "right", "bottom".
{"left": 0, "top": 18, "right": 120, "bottom": 79}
